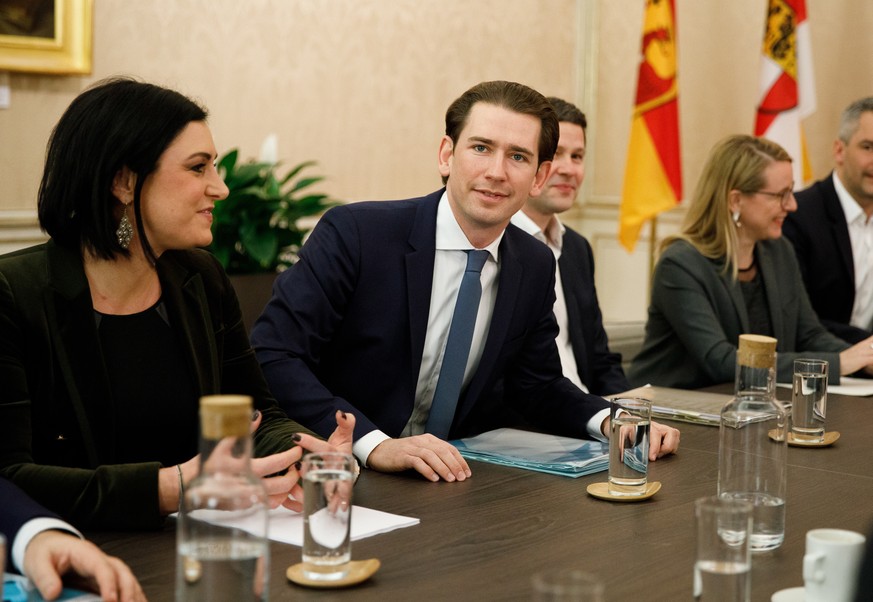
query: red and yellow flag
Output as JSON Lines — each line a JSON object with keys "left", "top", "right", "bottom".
{"left": 619, "top": 0, "right": 682, "bottom": 253}
{"left": 754, "top": 0, "right": 816, "bottom": 186}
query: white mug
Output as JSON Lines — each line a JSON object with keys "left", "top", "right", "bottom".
{"left": 803, "top": 528, "right": 866, "bottom": 602}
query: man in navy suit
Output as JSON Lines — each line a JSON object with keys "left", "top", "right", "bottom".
{"left": 511, "top": 97, "right": 629, "bottom": 396}
{"left": 1, "top": 478, "right": 143, "bottom": 601}
{"left": 784, "top": 97, "right": 873, "bottom": 344}
{"left": 253, "top": 81, "right": 679, "bottom": 482}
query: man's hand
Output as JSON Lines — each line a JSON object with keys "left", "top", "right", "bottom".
{"left": 23, "top": 530, "right": 146, "bottom": 602}
{"left": 649, "top": 420, "right": 680, "bottom": 460}
{"left": 601, "top": 417, "right": 680, "bottom": 461}
{"left": 367, "top": 435, "right": 472, "bottom": 482}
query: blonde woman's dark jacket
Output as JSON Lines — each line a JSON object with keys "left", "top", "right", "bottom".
{"left": 629, "top": 238, "right": 848, "bottom": 389}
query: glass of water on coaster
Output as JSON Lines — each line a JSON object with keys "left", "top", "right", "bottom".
{"left": 301, "top": 451, "right": 355, "bottom": 581}
{"left": 791, "top": 359, "right": 827, "bottom": 443}
{"left": 694, "top": 495, "right": 752, "bottom": 602}
{"left": 607, "top": 397, "right": 652, "bottom": 497}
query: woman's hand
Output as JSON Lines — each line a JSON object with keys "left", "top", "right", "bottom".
{"left": 161, "top": 410, "right": 357, "bottom": 515}
{"left": 254, "top": 410, "right": 357, "bottom": 512}
{"left": 297, "top": 410, "right": 355, "bottom": 456}
{"left": 839, "top": 335, "right": 873, "bottom": 375}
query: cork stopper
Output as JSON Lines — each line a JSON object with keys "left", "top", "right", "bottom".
{"left": 200, "top": 395, "right": 251, "bottom": 439}
{"left": 737, "top": 334, "right": 777, "bottom": 368}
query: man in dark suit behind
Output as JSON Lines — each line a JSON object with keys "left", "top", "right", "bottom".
{"left": 783, "top": 97, "right": 873, "bottom": 344}
{"left": 252, "top": 81, "right": 679, "bottom": 482}
{"left": 511, "top": 97, "right": 629, "bottom": 396}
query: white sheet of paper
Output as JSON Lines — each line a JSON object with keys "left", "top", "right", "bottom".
{"left": 179, "top": 505, "right": 419, "bottom": 546}
{"left": 271, "top": 505, "right": 419, "bottom": 545}
{"left": 778, "top": 376, "right": 873, "bottom": 397}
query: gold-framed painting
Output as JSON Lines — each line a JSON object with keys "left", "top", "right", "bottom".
{"left": 0, "top": 0, "right": 92, "bottom": 74}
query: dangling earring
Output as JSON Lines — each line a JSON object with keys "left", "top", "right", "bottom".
{"left": 116, "top": 204, "right": 134, "bottom": 249}
{"left": 732, "top": 210, "right": 741, "bottom": 228}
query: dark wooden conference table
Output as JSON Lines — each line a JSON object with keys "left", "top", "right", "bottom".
{"left": 90, "top": 389, "right": 873, "bottom": 601}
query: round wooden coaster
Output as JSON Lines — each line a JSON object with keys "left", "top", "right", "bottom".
{"left": 787, "top": 431, "right": 840, "bottom": 447}
{"left": 287, "top": 558, "right": 380, "bottom": 589}
{"left": 768, "top": 430, "right": 840, "bottom": 447}
{"left": 586, "top": 481, "right": 661, "bottom": 502}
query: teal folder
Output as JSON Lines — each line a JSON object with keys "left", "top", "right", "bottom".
{"left": 451, "top": 428, "right": 609, "bottom": 478}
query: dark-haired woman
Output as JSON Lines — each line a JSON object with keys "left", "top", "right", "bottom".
{"left": 0, "top": 78, "right": 352, "bottom": 530}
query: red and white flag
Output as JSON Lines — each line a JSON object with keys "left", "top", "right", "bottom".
{"left": 754, "top": 0, "right": 816, "bottom": 187}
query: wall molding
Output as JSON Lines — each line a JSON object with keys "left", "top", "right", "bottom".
{"left": 0, "top": 210, "right": 47, "bottom": 254}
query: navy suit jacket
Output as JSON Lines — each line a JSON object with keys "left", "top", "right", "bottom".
{"left": 783, "top": 174, "right": 871, "bottom": 343}
{"left": 559, "top": 227, "right": 630, "bottom": 396}
{"left": 0, "top": 477, "right": 67, "bottom": 571}
{"left": 252, "top": 190, "right": 608, "bottom": 442}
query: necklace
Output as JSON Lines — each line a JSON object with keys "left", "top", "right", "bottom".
{"left": 738, "top": 258, "right": 756, "bottom": 273}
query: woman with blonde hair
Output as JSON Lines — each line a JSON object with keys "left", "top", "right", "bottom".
{"left": 629, "top": 134, "right": 873, "bottom": 388}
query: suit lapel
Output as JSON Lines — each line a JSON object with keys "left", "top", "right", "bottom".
{"left": 455, "top": 229, "right": 522, "bottom": 425}
{"left": 405, "top": 192, "right": 439, "bottom": 388}
{"left": 757, "top": 244, "right": 785, "bottom": 339}
{"left": 157, "top": 253, "right": 219, "bottom": 397}
{"left": 44, "top": 242, "right": 111, "bottom": 466}
{"left": 558, "top": 248, "right": 589, "bottom": 383}
{"left": 719, "top": 258, "right": 750, "bottom": 333}
{"left": 822, "top": 177, "right": 856, "bottom": 285}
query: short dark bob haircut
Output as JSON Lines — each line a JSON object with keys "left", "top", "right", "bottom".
{"left": 444, "top": 80, "right": 559, "bottom": 167}
{"left": 38, "top": 77, "right": 207, "bottom": 262}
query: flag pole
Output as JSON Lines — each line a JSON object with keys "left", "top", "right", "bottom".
{"left": 647, "top": 215, "right": 658, "bottom": 305}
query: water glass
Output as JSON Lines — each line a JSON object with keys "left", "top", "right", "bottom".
{"left": 531, "top": 569, "right": 604, "bottom": 601}
{"left": 791, "top": 359, "right": 827, "bottom": 442}
{"left": 301, "top": 452, "right": 354, "bottom": 581}
{"left": 608, "top": 397, "right": 651, "bottom": 497}
{"left": 694, "top": 496, "right": 752, "bottom": 602}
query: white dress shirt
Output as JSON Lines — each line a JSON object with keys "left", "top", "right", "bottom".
{"left": 11, "top": 517, "right": 82, "bottom": 573}
{"left": 834, "top": 172, "right": 873, "bottom": 330}
{"left": 353, "top": 192, "right": 501, "bottom": 463}
{"left": 510, "top": 211, "right": 587, "bottom": 392}
{"left": 353, "top": 193, "right": 609, "bottom": 465}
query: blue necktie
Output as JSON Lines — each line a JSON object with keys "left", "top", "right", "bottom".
{"left": 425, "top": 250, "right": 490, "bottom": 438}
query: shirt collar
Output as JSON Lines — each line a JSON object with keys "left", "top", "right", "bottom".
{"left": 833, "top": 171, "right": 867, "bottom": 225}
{"left": 436, "top": 190, "right": 502, "bottom": 261}
{"left": 510, "top": 209, "right": 565, "bottom": 251}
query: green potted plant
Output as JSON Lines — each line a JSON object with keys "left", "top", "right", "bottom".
{"left": 209, "top": 148, "right": 339, "bottom": 330}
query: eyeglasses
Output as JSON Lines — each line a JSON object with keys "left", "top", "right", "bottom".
{"left": 753, "top": 188, "right": 794, "bottom": 207}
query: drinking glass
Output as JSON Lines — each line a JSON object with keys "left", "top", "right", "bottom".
{"left": 608, "top": 397, "right": 651, "bottom": 497}
{"left": 694, "top": 496, "right": 752, "bottom": 602}
{"left": 791, "top": 359, "right": 827, "bottom": 443}
{"left": 300, "top": 452, "right": 355, "bottom": 581}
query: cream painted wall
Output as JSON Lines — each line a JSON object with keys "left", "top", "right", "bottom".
{"left": 0, "top": 0, "right": 580, "bottom": 211}
{"left": 1, "top": 0, "right": 872, "bottom": 322}
{"left": 577, "top": 0, "right": 873, "bottom": 323}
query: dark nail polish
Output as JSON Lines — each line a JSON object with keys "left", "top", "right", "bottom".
{"left": 341, "top": 411, "right": 347, "bottom": 419}
{"left": 291, "top": 433, "right": 301, "bottom": 442}
{"left": 294, "top": 461, "right": 301, "bottom": 471}
{"left": 251, "top": 410, "right": 260, "bottom": 421}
